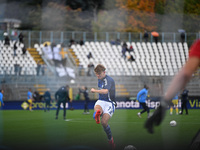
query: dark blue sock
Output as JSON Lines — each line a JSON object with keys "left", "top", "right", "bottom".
{"left": 103, "top": 125, "right": 112, "bottom": 140}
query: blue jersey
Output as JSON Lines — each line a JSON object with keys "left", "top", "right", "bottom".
{"left": 137, "top": 88, "right": 148, "bottom": 103}
{"left": 0, "top": 92, "right": 4, "bottom": 105}
{"left": 98, "top": 75, "right": 115, "bottom": 102}
{"left": 173, "top": 93, "right": 179, "bottom": 100}
{"left": 27, "top": 91, "right": 32, "bottom": 100}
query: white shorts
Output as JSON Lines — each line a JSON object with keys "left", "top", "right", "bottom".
{"left": 95, "top": 100, "right": 115, "bottom": 117}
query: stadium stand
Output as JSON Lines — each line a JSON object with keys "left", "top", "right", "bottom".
{"left": 1, "top": 40, "right": 200, "bottom": 101}
{"left": 69, "top": 41, "right": 189, "bottom": 76}
{"left": 0, "top": 40, "right": 37, "bottom": 75}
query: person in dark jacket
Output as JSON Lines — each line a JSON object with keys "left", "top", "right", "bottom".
{"left": 180, "top": 88, "right": 189, "bottom": 115}
{"left": 79, "top": 86, "right": 90, "bottom": 114}
{"left": 55, "top": 85, "right": 70, "bottom": 120}
{"left": 43, "top": 89, "right": 51, "bottom": 112}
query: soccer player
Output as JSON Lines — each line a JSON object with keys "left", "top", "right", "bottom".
{"left": 180, "top": 88, "right": 189, "bottom": 115}
{"left": 145, "top": 39, "right": 200, "bottom": 133}
{"left": 170, "top": 93, "right": 179, "bottom": 115}
{"left": 55, "top": 85, "right": 70, "bottom": 120}
{"left": 0, "top": 89, "right": 4, "bottom": 108}
{"left": 137, "top": 85, "right": 150, "bottom": 118}
{"left": 79, "top": 86, "right": 90, "bottom": 114}
{"left": 90, "top": 64, "right": 116, "bottom": 150}
{"left": 27, "top": 88, "right": 33, "bottom": 111}
{"left": 43, "top": 89, "right": 51, "bottom": 112}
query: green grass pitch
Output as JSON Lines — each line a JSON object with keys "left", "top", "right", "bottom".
{"left": 0, "top": 109, "right": 200, "bottom": 150}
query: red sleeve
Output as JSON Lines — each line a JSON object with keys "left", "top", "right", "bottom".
{"left": 189, "top": 40, "right": 200, "bottom": 58}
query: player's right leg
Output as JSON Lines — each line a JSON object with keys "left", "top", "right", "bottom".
{"left": 93, "top": 104, "right": 102, "bottom": 124}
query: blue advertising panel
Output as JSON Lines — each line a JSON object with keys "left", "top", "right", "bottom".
{"left": 1, "top": 98, "right": 200, "bottom": 110}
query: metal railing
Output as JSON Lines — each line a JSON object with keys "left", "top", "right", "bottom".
{"left": 1, "top": 30, "right": 199, "bottom": 48}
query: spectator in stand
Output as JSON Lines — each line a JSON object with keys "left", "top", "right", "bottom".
{"left": 14, "top": 64, "right": 20, "bottom": 75}
{"left": 127, "top": 55, "right": 135, "bottom": 62}
{"left": 18, "top": 32, "right": 24, "bottom": 43}
{"left": 3, "top": 32, "right": 10, "bottom": 46}
{"left": 13, "top": 41, "right": 17, "bottom": 56}
{"left": 180, "top": 32, "right": 185, "bottom": 44}
{"left": 129, "top": 45, "right": 134, "bottom": 53}
{"left": 36, "top": 60, "right": 41, "bottom": 76}
{"left": 116, "top": 39, "right": 121, "bottom": 45}
{"left": 79, "top": 39, "right": 84, "bottom": 46}
{"left": 22, "top": 46, "right": 26, "bottom": 55}
{"left": 69, "top": 39, "right": 75, "bottom": 47}
{"left": 143, "top": 31, "right": 149, "bottom": 42}
{"left": 87, "top": 62, "right": 94, "bottom": 76}
{"left": 87, "top": 52, "right": 93, "bottom": 60}
{"left": 110, "top": 39, "right": 115, "bottom": 45}
{"left": 41, "top": 63, "right": 46, "bottom": 76}
{"left": 53, "top": 44, "right": 62, "bottom": 67}
{"left": 122, "top": 42, "right": 128, "bottom": 59}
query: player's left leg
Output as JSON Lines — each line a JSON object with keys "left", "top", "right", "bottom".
{"left": 28, "top": 99, "right": 33, "bottom": 111}
{"left": 56, "top": 101, "right": 61, "bottom": 119}
{"left": 101, "top": 113, "right": 115, "bottom": 149}
{"left": 170, "top": 101, "right": 175, "bottom": 115}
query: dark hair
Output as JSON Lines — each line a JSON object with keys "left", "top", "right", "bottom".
{"left": 144, "top": 85, "right": 149, "bottom": 89}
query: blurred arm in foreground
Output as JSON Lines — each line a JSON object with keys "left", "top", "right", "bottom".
{"left": 145, "top": 40, "right": 200, "bottom": 134}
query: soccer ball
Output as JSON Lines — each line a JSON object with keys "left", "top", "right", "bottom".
{"left": 124, "top": 145, "right": 137, "bottom": 150}
{"left": 170, "top": 120, "right": 177, "bottom": 127}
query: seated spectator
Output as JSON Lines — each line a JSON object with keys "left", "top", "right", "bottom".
{"left": 87, "top": 52, "right": 93, "bottom": 59}
{"left": 110, "top": 39, "right": 115, "bottom": 45}
{"left": 128, "top": 45, "right": 134, "bottom": 53}
{"left": 127, "top": 55, "right": 135, "bottom": 62}
{"left": 116, "top": 39, "right": 121, "bottom": 45}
